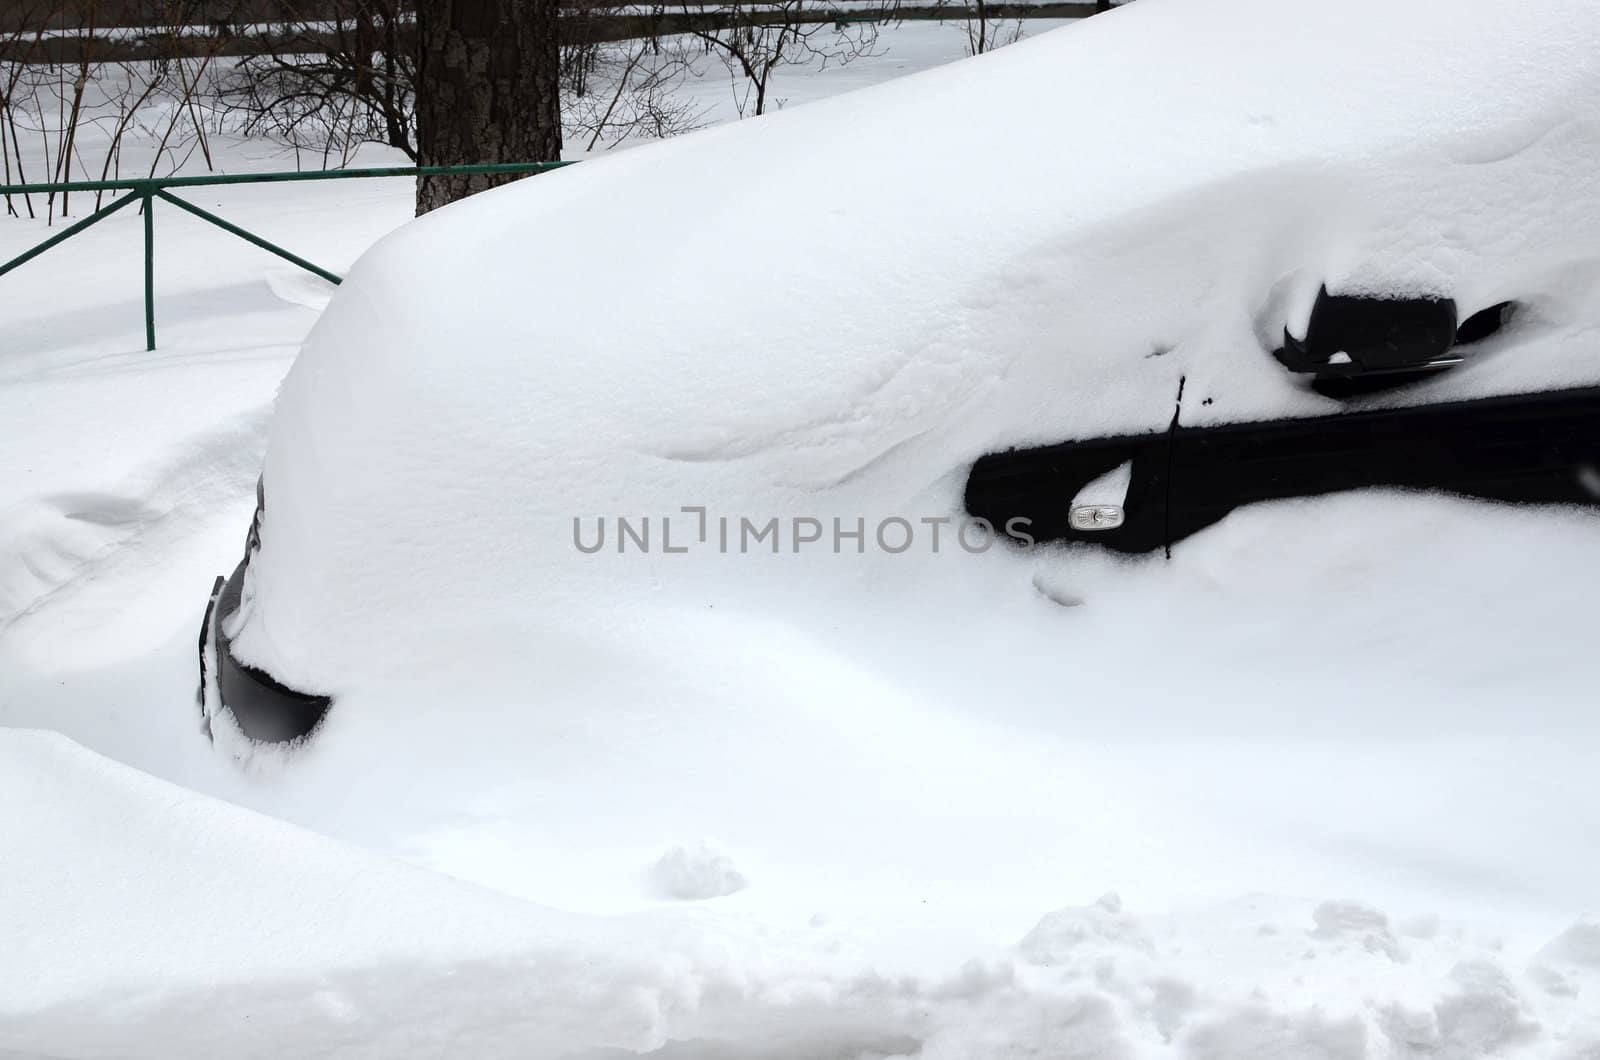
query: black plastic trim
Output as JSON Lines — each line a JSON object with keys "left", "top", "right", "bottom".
{"left": 966, "top": 385, "right": 1600, "bottom": 554}
{"left": 198, "top": 481, "right": 332, "bottom": 744}
{"left": 207, "top": 558, "right": 332, "bottom": 743}
{"left": 965, "top": 426, "right": 1173, "bottom": 554}
{"left": 1167, "top": 385, "right": 1600, "bottom": 545}
{"left": 1274, "top": 287, "right": 1459, "bottom": 378}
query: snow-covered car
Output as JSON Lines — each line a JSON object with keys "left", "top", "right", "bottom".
{"left": 201, "top": 0, "right": 1600, "bottom": 744}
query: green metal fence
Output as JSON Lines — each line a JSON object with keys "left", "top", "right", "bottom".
{"left": 0, "top": 162, "right": 574, "bottom": 351}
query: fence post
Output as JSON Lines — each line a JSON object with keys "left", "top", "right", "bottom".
{"left": 142, "top": 186, "right": 155, "bottom": 351}
{"left": 2, "top": 163, "right": 573, "bottom": 351}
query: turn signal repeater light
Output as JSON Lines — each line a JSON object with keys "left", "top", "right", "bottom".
{"left": 1069, "top": 505, "right": 1126, "bottom": 531}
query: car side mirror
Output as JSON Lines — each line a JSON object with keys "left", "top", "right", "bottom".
{"left": 1275, "top": 286, "right": 1459, "bottom": 379}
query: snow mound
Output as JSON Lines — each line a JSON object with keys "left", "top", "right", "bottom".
{"left": 163, "top": 4, "right": 1600, "bottom": 1052}
{"left": 645, "top": 842, "right": 749, "bottom": 900}
{"left": 234, "top": 0, "right": 1600, "bottom": 697}
{"left": 8, "top": 2, "right": 1600, "bottom": 1057}
{"left": 4, "top": 737, "right": 1598, "bottom": 1059}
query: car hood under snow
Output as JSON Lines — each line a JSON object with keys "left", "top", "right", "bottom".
{"left": 231, "top": 0, "right": 1600, "bottom": 700}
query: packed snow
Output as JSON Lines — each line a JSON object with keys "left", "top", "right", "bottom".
{"left": 4, "top": 2, "right": 1600, "bottom": 1058}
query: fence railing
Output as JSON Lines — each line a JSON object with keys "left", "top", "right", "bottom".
{"left": 0, "top": 162, "right": 574, "bottom": 350}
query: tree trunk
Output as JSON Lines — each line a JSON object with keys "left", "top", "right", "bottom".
{"left": 414, "top": 0, "right": 562, "bottom": 216}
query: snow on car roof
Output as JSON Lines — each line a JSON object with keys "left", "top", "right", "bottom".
{"left": 235, "top": 0, "right": 1600, "bottom": 693}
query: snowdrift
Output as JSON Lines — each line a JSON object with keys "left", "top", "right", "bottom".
{"left": 235, "top": 0, "right": 1600, "bottom": 694}
{"left": 6, "top": 0, "right": 1600, "bottom": 1056}
{"left": 6, "top": 729, "right": 1600, "bottom": 1059}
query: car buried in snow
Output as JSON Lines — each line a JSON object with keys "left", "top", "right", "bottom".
{"left": 199, "top": 0, "right": 1600, "bottom": 745}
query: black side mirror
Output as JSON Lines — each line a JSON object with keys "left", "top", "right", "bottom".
{"left": 1275, "top": 286, "right": 1459, "bottom": 378}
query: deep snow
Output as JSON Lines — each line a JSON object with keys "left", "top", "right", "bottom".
{"left": 4, "top": 5, "right": 1600, "bottom": 1059}
{"left": 235, "top": 0, "right": 1600, "bottom": 691}
{"left": 6, "top": 730, "right": 1600, "bottom": 1059}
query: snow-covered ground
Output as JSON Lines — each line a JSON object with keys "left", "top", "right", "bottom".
{"left": 5, "top": 8, "right": 1600, "bottom": 1059}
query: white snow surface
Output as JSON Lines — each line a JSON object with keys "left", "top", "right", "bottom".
{"left": 236, "top": 0, "right": 1600, "bottom": 688}
{"left": 5, "top": 4, "right": 1600, "bottom": 1059}
{"left": 5, "top": 729, "right": 1600, "bottom": 1060}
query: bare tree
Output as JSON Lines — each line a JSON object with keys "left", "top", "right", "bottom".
{"left": 946, "top": 0, "right": 1022, "bottom": 56}
{"left": 221, "top": 0, "right": 417, "bottom": 166}
{"left": 216, "top": 0, "right": 709, "bottom": 176}
{"left": 414, "top": 0, "right": 562, "bottom": 214}
{"left": 564, "top": 36, "right": 704, "bottom": 152}
{"left": 0, "top": 0, "right": 52, "bottom": 217}
{"left": 562, "top": 0, "right": 607, "bottom": 100}
{"left": 2, "top": 0, "right": 225, "bottom": 220}
{"left": 688, "top": 0, "right": 896, "bottom": 119}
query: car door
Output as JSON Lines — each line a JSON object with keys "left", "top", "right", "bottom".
{"left": 965, "top": 289, "right": 1600, "bottom": 555}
